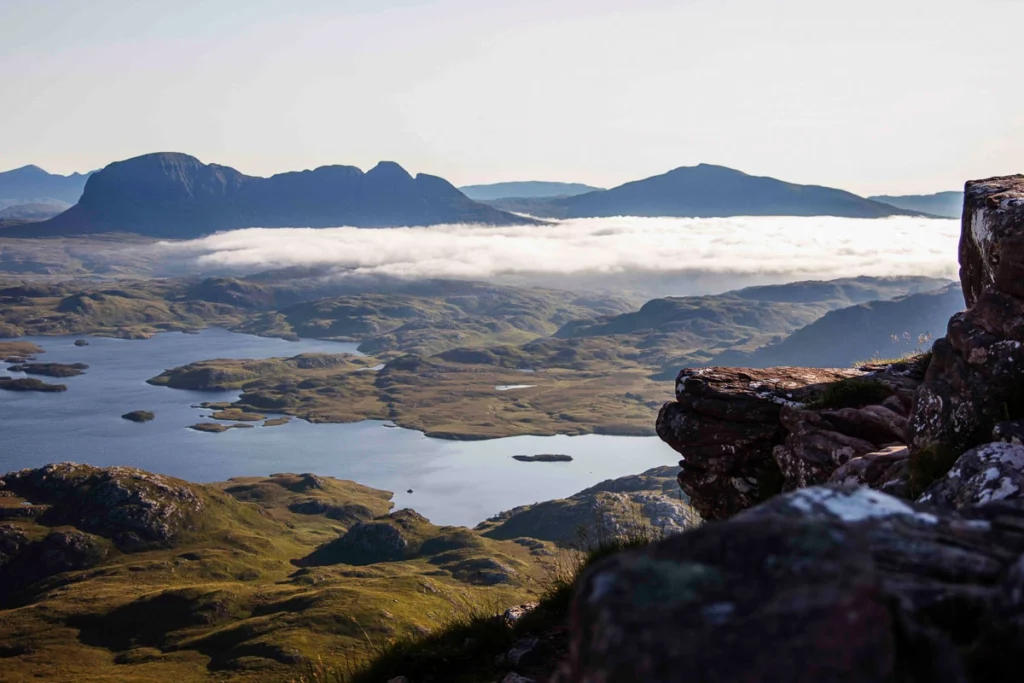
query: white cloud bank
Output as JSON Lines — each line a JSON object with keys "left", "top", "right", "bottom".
{"left": 158, "top": 216, "right": 960, "bottom": 290}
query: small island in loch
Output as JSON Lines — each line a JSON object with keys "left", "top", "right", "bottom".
{"left": 120, "top": 410, "right": 155, "bottom": 423}
{"left": 6, "top": 362, "right": 88, "bottom": 377}
{"left": 0, "top": 376, "right": 67, "bottom": 392}
{"left": 512, "top": 454, "right": 574, "bottom": 463}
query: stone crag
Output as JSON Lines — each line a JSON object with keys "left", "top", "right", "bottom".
{"left": 656, "top": 364, "right": 921, "bottom": 520}
{"left": 564, "top": 177, "right": 1024, "bottom": 681}
{"left": 908, "top": 175, "right": 1024, "bottom": 493}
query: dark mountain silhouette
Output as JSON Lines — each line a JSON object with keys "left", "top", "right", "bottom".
{"left": 6, "top": 153, "right": 536, "bottom": 239}
{"left": 0, "top": 165, "right": 91, "bottom": 204}
{"left": 869, "top": 191, "right": 963, "bottom": 219}
{"left": 486, "top": 164, "right": 926, "bottom": 219}
{"left": 459, "top": 181, "right": 603, "bottom": 200}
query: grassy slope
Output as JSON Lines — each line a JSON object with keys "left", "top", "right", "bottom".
{"left": 0, "top": 468, "right": 551, "bottom": 683}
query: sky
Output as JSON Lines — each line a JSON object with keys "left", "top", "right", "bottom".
{"left": 1, "top": 0, "right": 1021, "bottom": 195}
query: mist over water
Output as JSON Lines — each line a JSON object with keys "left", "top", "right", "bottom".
{"left": 158, "top": 216, "right": 960, "bottom": 296}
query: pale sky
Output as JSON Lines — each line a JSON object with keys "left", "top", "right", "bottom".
{"left": 1, "top": 0, "right": 1021, "bottom": 195}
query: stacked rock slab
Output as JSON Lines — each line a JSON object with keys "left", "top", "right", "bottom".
{"left": 656, "top": 365, "right": 921, "bottom": 520}
{"left": 908, "top": 175, "right": 1024, "bottom": 493}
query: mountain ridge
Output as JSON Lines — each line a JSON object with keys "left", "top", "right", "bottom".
{"left": 460, "top": 180, "right": 604, "bottom": 200}
{"left": 869, "top": 190, "right": 963, "bottom": 218}
{"left": 485, "top": 164, "right": 927, "bottom": 219}
{"left": 3, "top": 152, "right": 537, "bottom": 239}
{"left": 0, "top": 164, "right": 92, "bottom": 204}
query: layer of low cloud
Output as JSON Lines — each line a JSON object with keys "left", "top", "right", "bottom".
{"left": 158, "top": 216, "right": 960, "bottom": 294}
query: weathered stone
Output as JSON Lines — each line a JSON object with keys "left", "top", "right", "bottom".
{"left": 828, "top": 446, "right": 909, "bottom": 498}
{"left": 919, "top": 442, "right": 1024, "bottom": 509}
{"left": 958, "top": 175, "right": 1024, "bottom": 305}
{"left": 0, "top": 524, "right": 29, "bottom": 569}
{"left": 558, "top": 487, "right": 1024, "bottom": 683}
{"left": 500, "top": 602, "right": 539, "bottom": 627}
{"left": 657, "top": 366, "right": 921, "bottom": 519}
{"left": 909, "top": 177, "right": 1024, "bottom": 493}
{"left": 993, "top": 420, "right": 1024, "bottom": 446}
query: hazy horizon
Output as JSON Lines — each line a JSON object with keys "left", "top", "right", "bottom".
{"left": 2, "top": 0, "right": 1022, "bottom": 196}
{"left": 0, "top": 156, "right": 968, "bottom": 197}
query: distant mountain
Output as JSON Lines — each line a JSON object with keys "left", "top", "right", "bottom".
{"left": 0, "top": 200, "right": 71, "bottom": 222}
{"left": 557, "top": 276, "right": 952, "bottom": 340}
{"left": 869, "top": 191, "right": 963, "bottom": 219}
{"left": 459, "top": 181, "right": 603, "bottom": 201}
{"left": 486, "top": 164, "right": 926, "bottom": 219}
{"left": 713, "top": 283, "right": 964, "bottom": 368}
{"left": 0, "top": 165, "right": 91, "bottom": 204}
{"left": 5, "top": 153, "right": 536, "bottom": 239}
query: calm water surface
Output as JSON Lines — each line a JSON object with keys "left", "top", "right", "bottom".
{"left": 0, "top": 329, "right": 672, "bottom": 526}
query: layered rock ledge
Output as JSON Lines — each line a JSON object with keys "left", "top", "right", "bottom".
{"left": 656, "top": 363, "right": 922, "bottom": 520}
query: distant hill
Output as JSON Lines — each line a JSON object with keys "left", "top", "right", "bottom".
{"left": 713, "top": 283, "right": 964, "bottom": 368}
{"left": 0, "top": 200, "right": 71, "bottom": 222}
{"left": 459, "top": 181, "right": 603, "bottom": 201}
{"left": 486, "top": 164, "right": 927, "bottom": 219}
{"left": 0, "top": 165, "right": 91, "bottom": 204}
{"left": 869, "top": 191, "right": 963, "bottom": 219}
{"left": 5, "top": 153, "right": 536, "bottom": 239}
{"left": 556, "top": 276, "right": 951, "bottom": 340}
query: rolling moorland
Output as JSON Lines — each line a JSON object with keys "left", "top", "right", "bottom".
{"left": 0, "top": 273, "right": 959, "bottom": 439}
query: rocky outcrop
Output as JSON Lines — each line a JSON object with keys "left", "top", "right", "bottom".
{"left": 919, "top": 442, "right": 1024, "bottom": 510}
{"left": 477, "top": 466, "right": 696, "bottom": 544}
{"left": 656, "top": 364, "right": 922, "bottom": 520}
{"left": 907, "top": 176, "right": 1024, "bottom": 493}
{"left": 558, "top": 487, "right": 1024, "bottom": 683}
{"left": 299, "top": 509, "right": 430, "bottom": 566}
{"left": 0, "top": 463, "right": 205, "bottom": 550}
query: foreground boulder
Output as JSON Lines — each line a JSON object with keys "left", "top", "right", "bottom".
{"left": 558, "top": 487, "right": 1024, "bottom": 683}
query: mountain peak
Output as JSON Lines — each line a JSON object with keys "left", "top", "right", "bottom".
{"left": 0, "top": 164, "right": 90, "bottom": 204}
{"left": 4, "top": 164, "right": 49, "bottom": 176}
{"left": 366, "top": 161, "right": 414, "bottom": 180}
